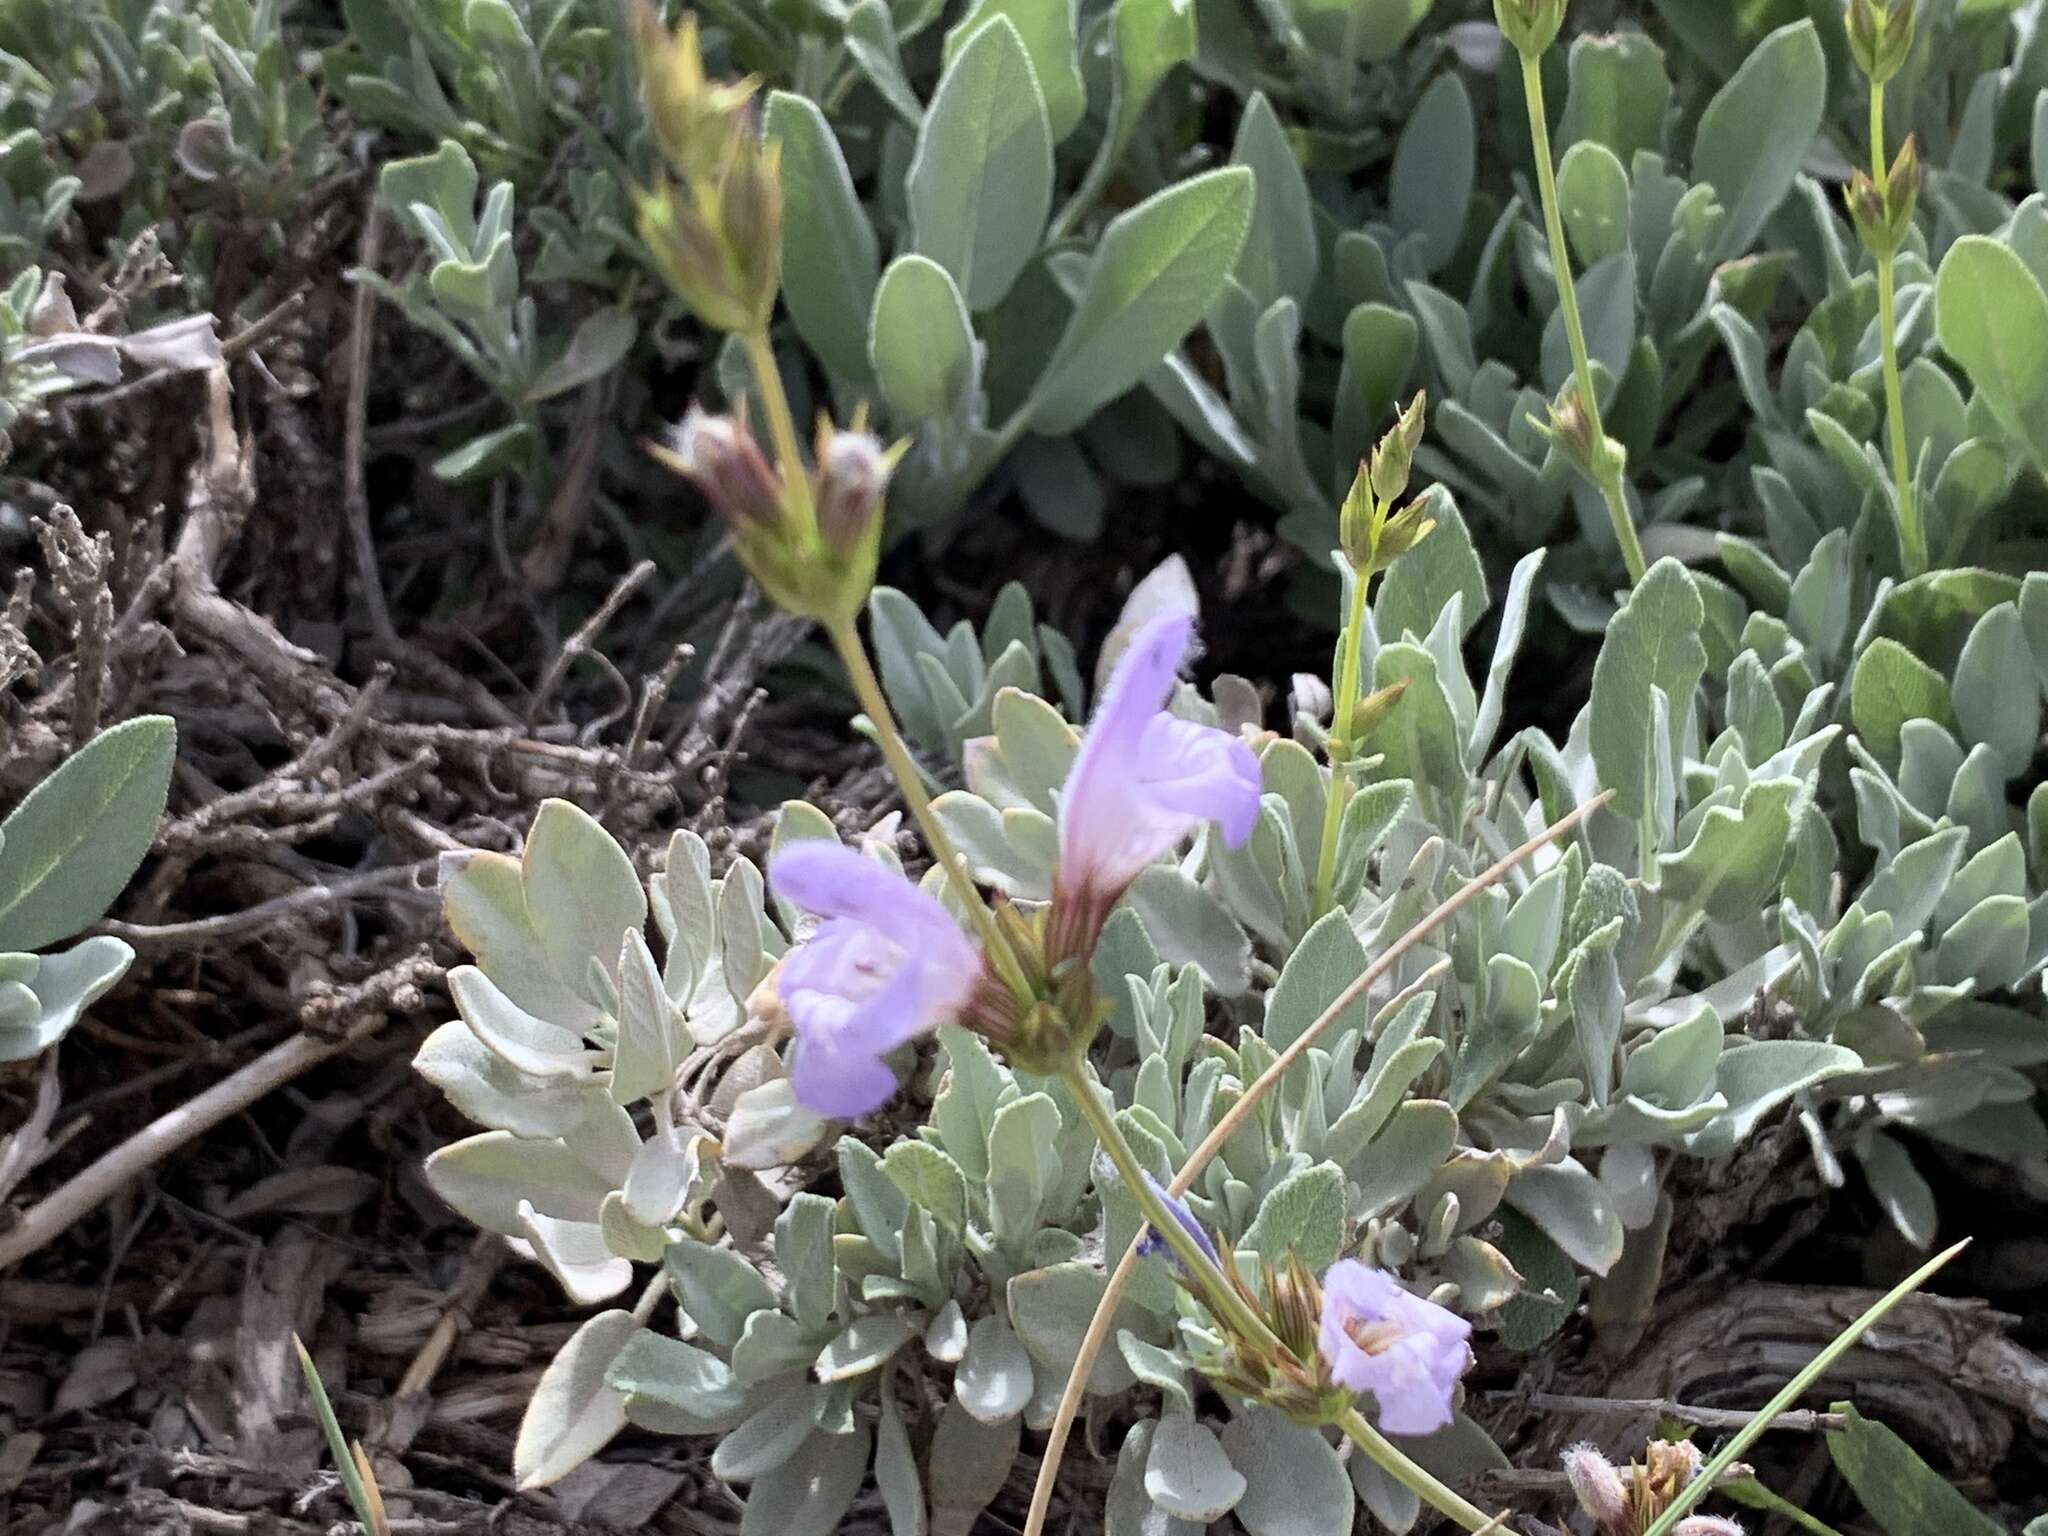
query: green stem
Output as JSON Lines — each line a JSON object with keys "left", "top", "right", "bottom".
{"left": 1311, "top": 558, "right": 1373, "bottom": 917}
{"left": 1869, "top": 86, "right": 1924, "bottom": 575}
{"left": 1337, "top": 1408, "right": 1498, "bottom": 1533}
{"left": 1518, "top": 50, "right": 1646, "bottom": 587}
{"left": 743, "top": 327, "right": 814, "bottom": 531}
{"left": 824, "top": 616, "right": 1028, "bottom": 993}
{"left": 1062, "top": 1062, "right": 1280, "bottom": 1354}
{"left": 1638, "top": 1240, "right": 1969, "bottom": 1536}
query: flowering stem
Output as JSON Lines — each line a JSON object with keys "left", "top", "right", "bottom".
{"left": 1518, "top": 50, "right": 1646, "bottom": 587}
{"left": 1868, "top": 87, "right": 1924, "bottom": 575}
{"left": 741, "top": 326, "right": 815, "bottom": 530}
{"left": 1337, "top": 1407, "right": 1497, "bottom": 1532}
{"left": 1059, "top": 1058, "right": 1279, "bottom": 1353}
{"left": 1311, "top": 557, "right": 1373, "bottom": 917}
{"left": 822, "top": 615, "right": 1028, "bottom": 993}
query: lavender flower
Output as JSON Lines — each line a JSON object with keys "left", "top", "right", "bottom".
{"left": 1316, "top": 1261, "right": 1472, "bottom": 1436}
{"left": 1053, "top": 612, "right": 1259, "bottom": 941}
{"left": 769, "top": 842, "right": 981, "bottom": 1118}
{"left": 1133, "top": 1170, "right": 1221, "bottom": 1273}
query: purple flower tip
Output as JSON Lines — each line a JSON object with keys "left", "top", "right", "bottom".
{"left": 1133, "top": 1170, "right": 1220, "bottom": 1273}
{"left": 1316, "top": 1260, "right": 1472, "bottom": 1437}
{"left": 1056, "top": 612, "right": 1262, "bottom": 901}
{"left": 770, "top": 841, "right": 981, "bottom": 1119}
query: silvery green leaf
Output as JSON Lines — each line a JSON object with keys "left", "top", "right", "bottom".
{"left": 922, "top": 1299, "right": 969, "bottom": 1365}
{"left": 517, "top": 1202, "right": 631, "bottom": 1304}
{"left": 1541, "top": 250, "right": 1636, "bottom": 397}
{"left": 1934, "top": 894, "right": 2030, "bottom": 990}
{"left": 514, "top": 1309, "right": 635, "bottom": 1489}
{"left": 884, "top": 1140, "right": 969, "bottom": 1235}
{"left": 876, "top": 1389, "right": 928, "bottom": 1536}
{"left": 602, "top": 1327, "right": 749, "bottom": 1441}
{"left": 776, "top": 1193, "right": 839, "bottom": 1333}
{"left": 844, "top": 1, "right": 922, "bottom": 124}
{"left": 1351, "top": 1099, "right": 1458, "bottom": 1217}
{"left": 1953, "top": 602, "right": 2040, "bottom": 779}
{"left": 909, "top": 17, "right": 1052, "bottom": 311}
{"left": 1263, "top": 908, "right": 1372, "bottom": 1054}
{"left": 1145, "top": 1414, "right": 1245, "bottom": 1521}
{"left": 1938, "top": 832, "right": 2027, "bottom": 928}
{"left": 1556, "top": 139, "right": 1630, "bottom": 266}
{"left": 0, "top": 714, "right": 175, "bottom": 953}
{"left": 1375, "top": 496, "right": 1487, "bottom": 646}
{"left": 816, "top": 1314, "right": 916, "bottom": 1382}
{"left": 1350, "top": 1442, "right": 1422, "bottom": 1532}
{"left": 1504, "top": 1158, "right": 1624, "bottom": 1275}
{"left": 1371, "top": 643, "right": 1465, "bottom": 826}
{"left": 1501, "top": 862, "right": 1567, "bottom": 977}
{"left": 1329, "top": 779, "right": 1412, "bottom": 912}
{"left": 1685, "top": 1040, "right": 1863, "bottom": 1157}
{"left": 930, "top": 1398, "right": 1020, "bottom": 1519}
{"left": 424, "top": 1131, "right": 616, "bottom": 1235}
{"left": 1127, "top": 865, "right": 1252, "bottom": 996}
{"left": 666, "top": 1233, "right": 778, "bottom": 1349}
{"left": 738, "top": 1425, "right": 870, "bottom": 1536}
{"left": 1389, "top": 71, "right": 1473, "bottom": 274}
{"left": 1470, "top": 550, "right": 1545, "bottom": 762}
{"left": 1231, "top": 93, "right": 1317, "bottom": 306}
{"left": 837, "top": 1136, "right": 909, "bottom": 1263}
{"left": 1334, "top": 303, "right": 1419, "bottom": 476}
{"left": 1935, "top": 236, "right": 2048, "bottom": 478}
{"left": 934, "top": 1025, "right": 1016, "bottom": 1184}
{"left": 725, "top": 1078, "right": 830, "bottom": 1171}
{"left": 414, "top": 1021, "right": 594, "bottom": 1137}
{"left": 1241, "top": 1161, "right": 1346, "bottom": 1271}
{"left": 1030, "top": 167, "right": 1255, "bottom": 434}
{"left": 717, "top": 856, "right": 774, "bottom": 1006}
{"left": 520, "top": 799, "right": 645, "bottom": 1009}
{"left": 1658, "top": 777, "right": 1800, "bottom": 924}
{"left": 1619, "top": 1004, "right": 1722, "bottom": 1109}
{"left": 525, "top": 306, "right": 634, "bottom": 402}
{"left": 599, "top": 1192, "right": 667, "bottom": 1263}
{"left": 1009, "top": 1261, "right": 1140, "bottom": 1394}
{"left": 612, "top": 928, "right": 684, "bottom": 1104}
{"left": 1436, "top": 1234, "right": 1522, "bottom": 1313}
{"left": 1858, "top": 1131, "right": 1937, "bottom": 1249}
{"left": 732, "top": 1309, "right": 822, "bottom": 1382}
{"left": 956, "top": 1314, "right": 1034, "bottom": 1422}
{"left": 1590, "top": 559, "right": 1707, "bottom": 821}
{"left": 1218, "top": 1408, "right": 1351, "bottom": 1536}
{"left": 871, "top": 254, "right": 980, "bottom": 423}
{"left": 1117, "top": 1330, "right": 1193, "bottom": 1417}
{"left": 1108, "top": 1421, "right": 1205, "bottom": 1536}
{"left": 988, "top": 1091, "right": 1062, "bottom": 1249}
{"left": 765, "top": 92, "right": 878, "bottom": 387}
{"left": 716, "top": 1382, "right": 822, "bottom": 1480}
{"left": 0, "top": 935, "right": 131, "bottom": 1061}
{"left": 933, "top": 791, "right": 1054, "bottom": 897}
{"left": 1691, "top": 20, "right": 1825, "bottom": 260}
{"left": 654, "top": 829, "right": 715, "bottom": 1002}
{"left": 944, "top": 0, "right": 1085, "bottom": 141}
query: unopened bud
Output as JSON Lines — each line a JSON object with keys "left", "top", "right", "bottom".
{"left": 810, "top": 419, "right": 896, "bottom": 559}
{"left": 1348, "top": 679, "right": 1410, "bottom": 746}
{"left": 652, "top": 406, "right": 784, "bottom": 533}
{"left": 1671, "top": 1519, "right": 1746, "bottom": 1536}
{"left": 1372, "top": 494, "right": 1437, "bottom": 566}
{"left": 1846, "top": 0, "right": 1914, "bottom": 85}
{"left": 1846, "top": 135, "right": 1921, "bottom": 255}
{"left": 1369, "top": 390, "right": 1426, "bottom": 506}
{"left": 1493, "top": 0, "right": 1566, "bottom": 58}
{"left": 1562, "top": 1444, "right": 1628, "bottom": 1532}
{"left": 634, "top": 3, "right": 758, "bottom": 186}
{"left": 1643, "top": 1438, "right": 1705, "bottom": 1507}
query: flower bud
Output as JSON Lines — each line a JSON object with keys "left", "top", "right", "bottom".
{"left": 652, "top": 406, "right": 782, "bottom": 531}
{"left": 1493, "top": 0, "right": 1567, "bottom": 58}
{"left": 1671, "top": 1519, "right": 1746, "bottom": 1536}
{"left": 1845, "top": 136, "right": 1921, "bottom": 256}
{"left": 811, "top": 418, "right": 895, "bottom": 560}
{"left": 634, "top": 3, "right": 758, "bottom": 187}
{"left": 1369, "top": 390, "right": 1426, "bottom": 507}
{"left": 1562, "top": 1443, "right": 1629, "bottom": 1533}
{"left": 1846, "top": 0, "right": 1914, "bottom": 86}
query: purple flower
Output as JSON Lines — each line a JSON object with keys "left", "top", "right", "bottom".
{"left": 1055, "top": 612, "right": 1260, "bottom": 908}
{"left": 1317, "top": 1261, "right": 1472, "bottom": 1437}
{"left": 770, "top": 842, "right": 981, "bottom": 1118}
{"left": 1133, "top": 1170, "right": 1221, "bottom": 1273}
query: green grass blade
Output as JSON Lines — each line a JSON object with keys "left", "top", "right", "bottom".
{"left": 293, "top": 1332, "right": 382, "bottom": 1533}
